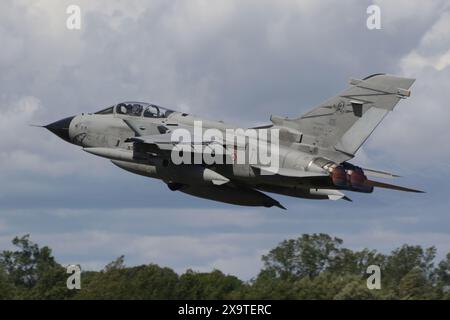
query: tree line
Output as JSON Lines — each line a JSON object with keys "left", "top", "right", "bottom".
{"left": 1, "top": 233, "right": 449, "bottom": 299}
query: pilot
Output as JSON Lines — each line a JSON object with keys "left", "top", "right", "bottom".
{"left": 125, "top": 104, "right": 133, "bottom": 115}
{"left": 117, "top": 103, "right": 127, "bottom": 114}
{"left": 131, "top": 104, "right": 142, "bottom": 116}
{"left": 144, "top": 106, "right": 155, "bottom": 117}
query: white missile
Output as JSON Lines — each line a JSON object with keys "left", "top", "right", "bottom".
{"left": 111, "top": 159, "right": 230, "bottom": 186}
{"left": 111, "top": 160, "right": 158, "bottom": 179}
{"left": 310, "top": 188, "right": 349, "bottom": 201}
{"left": 202, "top": 168, "right": 230, "bottom": 185}
{"left": 83, "top": 147, "right": 134, "bottom": 162}
{"left": 159, "top": 164, "right": 230, "bottom": 186}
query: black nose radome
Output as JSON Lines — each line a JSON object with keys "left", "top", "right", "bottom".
{"left": 45, "top": 116, "right": 75, "bottom": 142}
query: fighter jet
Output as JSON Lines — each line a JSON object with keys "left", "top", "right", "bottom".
{"left": 43, "top": 74, "right": 423, "bottom": 209}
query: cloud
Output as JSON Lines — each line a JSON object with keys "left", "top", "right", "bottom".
{"left": 368, "top": 7, "right": 450, "bottom": 170}
{"left": 401, "top": 50, "right": 450, "bottom": 71}
{"left": 400, "top": 10, "right": 450, "bottom": 72}
{"left": 341, "top": 230, "right": 450, "bottom": 262}
{"left": 0, "top": 219, "right": 7, "bottom": 232}
{"left": 374, "top": 0, "right": 447, "bottom": 33}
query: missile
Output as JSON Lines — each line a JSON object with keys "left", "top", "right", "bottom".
{"left": 83, "top": 147, "right": 135, "bottom": 162}
{"left": 202, "top": 168, "right": 230, "bottom": 185}
{"left": 111, "top": 159, "right": 229, "bottom": 186}
{"left": 310, "top": 188, "right": 351, "bottom": 201}
{"left": 111, "top": 160, "right": 158, "bottom": 178}
{"left": 158, "top": 164, "right": 230, "bottom": 186}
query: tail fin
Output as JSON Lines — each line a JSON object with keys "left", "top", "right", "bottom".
{"left": 295, "top": 74, "right": 415, "bottom": 156}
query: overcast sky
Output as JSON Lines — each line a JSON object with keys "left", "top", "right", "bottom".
{"left": 1, "top": 0, "right": 450, "bottom": 280}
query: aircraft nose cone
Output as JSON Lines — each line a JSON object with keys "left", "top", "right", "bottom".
{"left": 45, "top": 116, "right": 75, "bottom": 142}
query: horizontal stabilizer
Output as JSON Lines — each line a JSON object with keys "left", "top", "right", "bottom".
{"left": 366, "top": 180, "right": 424, "bottom": 193}
{"left": 362, "top": 168, "right": 401, "bottom": 179}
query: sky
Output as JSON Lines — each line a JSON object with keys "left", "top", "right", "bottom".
{"left": 1, "top": 0, "right": 450, "bottom": 280}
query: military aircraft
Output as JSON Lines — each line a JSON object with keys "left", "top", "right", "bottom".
{"left": 43, "top": 74, "right": 423, "bottom": 209}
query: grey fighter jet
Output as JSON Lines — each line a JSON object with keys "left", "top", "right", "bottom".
{"left": 44, "top": 74, "right": 423, "bottom": 209}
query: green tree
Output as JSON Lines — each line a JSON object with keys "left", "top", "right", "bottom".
{"left": 294, "top": 272, "right": 353, "bottom": 300}
{"left": 436, "top": 253, "right": 450, "bottom": 287}
{"left": 330, "top": 248, "right": 386, "bottom": 276}
{"left": 384, "top": 245, "right": 436, "bottom": 290}
{"left": 398, "top": 268, "right": 437, "bottom": 299}
{"left": 234, "top": 270, "right": 297, "bottom": 299}
{"left": 175, "top": 269, "right": 242, "bottom": 299}
{"left": 75, "top": 258, "right": 179, "bottom": 299}
{"left": 0, "top": 266, "right": 15, "bottom": 299}
{"left": 261, "top": 234, "right": 343, "bottom": 279}
{"left": 0, "top": 233, "right": 447, "bottom": 300}
{"left": 0, "top": 234, "right": 72, "bottom": 299}
{"left": 333, "top": 278, "right": 380, "bottom": 300}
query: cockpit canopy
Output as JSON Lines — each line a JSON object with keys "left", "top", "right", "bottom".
{"left": 95, "top": 102, "right": 174, "bottom": 118}
{"left": 95, "top": 106, "right": 114, "bottom": 115}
